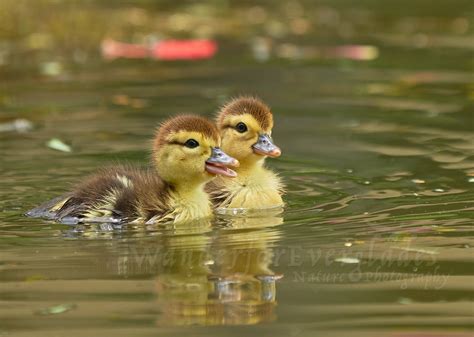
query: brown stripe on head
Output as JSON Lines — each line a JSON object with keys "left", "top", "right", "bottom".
{"left": 217, "top": 96, "right": 273, "bottom": 130}
{"left": 153, "top": 114, "right": 219, "bottom": 150}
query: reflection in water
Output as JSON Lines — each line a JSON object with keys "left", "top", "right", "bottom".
{"left": 65, "top": 215, "right": 284, "bottom": 326}
{"left": 153, "top": 215, "right": 283, "bottom": 326}
{"left": 1, "top": 1, "right": 473, "bottom": 334}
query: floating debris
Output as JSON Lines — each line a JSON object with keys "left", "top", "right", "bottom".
{"left": 46, "top": 138, "right": 72, "bottom": 153}
{"left": 344, "top": 242, "right": 353, "bottom": 247}
{"left": 386, "top": 171, "right": 413, "bottom": 181}
{"left": 36, "top": 303, "right": 76, "bottom": 315}
{"left": 335, "top": 257, "right": 360, "bottom": 264}
{"left": 411, "top": 179, "right": 425, "bottom": 184}
{"left": 468, "top": 178, "right": 474, "bottom": 183}
{"left": 433, "top": 188, "right": 445, "bottom": 193}
{"left": 0, "top": 119, "right": 33, "bottom": 133}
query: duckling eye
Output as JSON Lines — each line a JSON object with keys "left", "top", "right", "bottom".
{"left": 235, "top": 122, "right": 248, "bottom": 133}
{"left": 184, "top": 139, "right": 199, "bottom": 148}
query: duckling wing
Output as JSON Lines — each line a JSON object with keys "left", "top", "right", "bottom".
{"left": 53, "top": 166, "right": 143, "bottom": 222}
{"left": 27, "top": 165, "right": 172, "bottom": 224}
{"left": 25, "top": 193, "right": 73, "bottom": 219}
{"left": 58, "top": 166, "right": 171, "bottom": 223}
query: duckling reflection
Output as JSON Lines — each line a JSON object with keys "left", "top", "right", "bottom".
{"left": 59, "top": 215, "right": 282, "bottom": 326}
{"left": 155, "top": 214, "right": 283, "bottom": 326}
{"left": 62, "top": 219, "right": 212, "bottom": 276}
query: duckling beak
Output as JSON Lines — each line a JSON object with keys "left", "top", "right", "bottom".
{"left": 205, "top": 147, "right": 239, "bottom": 178}
{"left": 252, "top": 134, "right": 281, "bottom": 158}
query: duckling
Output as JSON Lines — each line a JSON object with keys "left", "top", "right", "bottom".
{"left": 206, "top": 97, "right": 284, "bottom": 209}
{"left": 27, "top": 115, "right": 239, "bottom": 225}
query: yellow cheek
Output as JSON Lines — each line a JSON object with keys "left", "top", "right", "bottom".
{"left": 170, "top": 149, "right": 185, "bottom": 162}
{"left": 203, "top": 147, "right": 211, "bottom": 158}
{"left": 220, "top": 130, "right": 258, "bottom": 160}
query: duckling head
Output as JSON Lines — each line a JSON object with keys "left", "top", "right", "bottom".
{"left": 153, "top": 115, "right": 239, "bottom": 187}
{"left": 216, "top": 96, "right": 281, "bottom": 168}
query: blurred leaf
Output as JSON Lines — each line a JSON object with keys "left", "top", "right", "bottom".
{"left": 36, "top": 303, "right": 76, "bottom": 315}
{"left": 47, "top": 138, "right": 72, "bottom": 153}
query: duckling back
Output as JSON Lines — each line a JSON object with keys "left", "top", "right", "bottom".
{"left": 30, "top": 165, "right": 172, "bottom": 223}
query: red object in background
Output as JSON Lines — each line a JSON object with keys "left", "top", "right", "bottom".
{"left": 152, "top": 39, "right": 217, "bottom": 60}
{"left": 101, "top": 39, "right": 217, "bottom": 61}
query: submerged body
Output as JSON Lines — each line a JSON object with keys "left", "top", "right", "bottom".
{"left": 27, "top": 115, "right": 238, "bottom": 225}
{"left": 206, "top": 97, "right": 284, "bottom": 209}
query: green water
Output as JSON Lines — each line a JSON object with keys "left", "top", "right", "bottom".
{"left": 1, "top": 1, "right": 473, "bottom": 336}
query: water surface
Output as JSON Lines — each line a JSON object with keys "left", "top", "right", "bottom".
{"left": 1, "top": 2, "right": 473, "bottom": 336}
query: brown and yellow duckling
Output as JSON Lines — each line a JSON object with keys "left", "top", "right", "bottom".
{"left": 206, "top": 96, "right": 284, "bottom": 209}
{"left": 27, "top": 115, "right": 239, "bottom": 225}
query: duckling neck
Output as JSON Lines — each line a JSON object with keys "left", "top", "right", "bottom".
{"left": 219, "top": 159, "right": 283, "bottom": 209}
{"left": 172, "top": 181, "right": 206, "bottom": 198}
{"left": 169, "top": 182, "right": 213, "bottom": 223}
{"left": 235, "top": 158, "right": 265, "bottom": 178}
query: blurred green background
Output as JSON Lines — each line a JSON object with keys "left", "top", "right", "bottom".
{"left": 0, "top": 1, "right": 473, "bottom": 336}
{"left": 1, "top": 0, "right": 472, "bottom": 77}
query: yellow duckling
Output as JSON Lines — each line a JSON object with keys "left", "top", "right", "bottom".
{"left": 206, "top": 96, "right": 284, "bottom": 209}
{"left": 27, "top": 115, "right": 239, "bottom": 225}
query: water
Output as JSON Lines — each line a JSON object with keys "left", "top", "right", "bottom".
{"left": 1, "top": 1, "right": 473, "bottom": 336}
